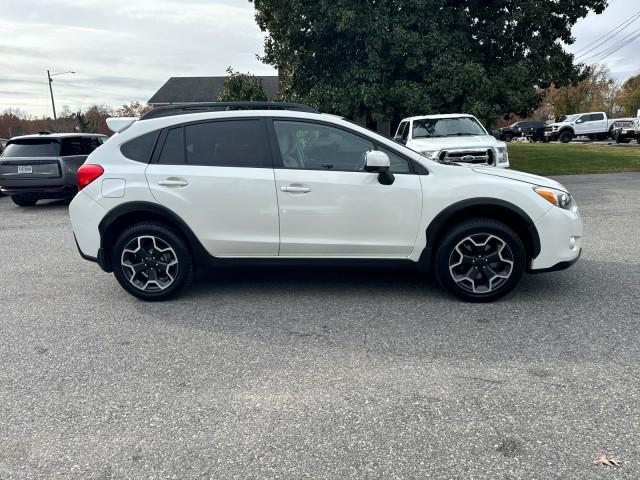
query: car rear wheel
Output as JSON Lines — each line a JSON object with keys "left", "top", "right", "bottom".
{"left": 435, "top": 219, "right": 526, "bottom": 302}
{"left": 11, "top": 194, "right": 38, "bottom": 207}
{"left": 503, "top": 133, "right": 514, "bottom": 142}
{"left": 112, "top": 222, "right": 192, "bottom": 301}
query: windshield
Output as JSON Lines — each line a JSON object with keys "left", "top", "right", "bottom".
{"left": 412, "top": 117, "right": 487, "bottom": 138}
{"left": 563, "top": 115, "right": 579, "bottom": 123}
{"left": 1, "top": 139, "right": 61, "bottom": 158}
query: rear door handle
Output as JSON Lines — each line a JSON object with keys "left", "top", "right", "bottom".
{"left": 281, "top": 184, "right": 311, "bottom": 194}
{"left": 158, "top": 178, "right": 188, "bottom": 187}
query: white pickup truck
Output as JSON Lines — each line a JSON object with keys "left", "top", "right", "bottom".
{"left": 543, "top": 112, "right": 621, "bottom": 143}
{"left": 394, "top": 114, "right": 509, "bottom": 168}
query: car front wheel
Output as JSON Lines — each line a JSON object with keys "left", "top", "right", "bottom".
{"left": 558, "top": 131, "right": 573, "bottom": 143}
{"left": 435, "top": 219, "right": 526, "bottom": 302}
{"left": 112, "top": 222, "right": 192, "bottom": 301}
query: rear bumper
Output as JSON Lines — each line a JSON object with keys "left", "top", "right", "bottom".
{"left": 69, "top": 191, "right": 106, "bottom": 261}
{"left": 1, "top": 184, "right": 76, "bottom": 198}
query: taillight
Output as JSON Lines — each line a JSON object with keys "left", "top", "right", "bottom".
{"left": 77, "top": 164, "right": 104, "bottom": 191}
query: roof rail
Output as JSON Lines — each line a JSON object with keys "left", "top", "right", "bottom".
{"left": 140, "top": 101, "right": 320, "bottom": 120}
{"left": 38, "top": 131, "right": 52, "bottom": 135}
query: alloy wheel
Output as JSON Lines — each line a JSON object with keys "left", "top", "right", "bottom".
{"left": 448, "top": 233, "right": 514, "bottom": 294}
{"left": 121, "top": 236, "right": 179, "bottom": 292}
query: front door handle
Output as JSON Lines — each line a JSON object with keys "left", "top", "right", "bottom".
{"left": 281, "top": 184, "right": 311, "bottom": 194}
{"left": 158, "top": 178, "right": 188, "bottom": 187}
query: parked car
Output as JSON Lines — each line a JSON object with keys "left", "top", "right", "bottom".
{"left": 498, "top": 120, "right": 547, "bottom": 142}
{"left": 0, "top": 132, "right": 107, "bottom": 206}
{"left": 69, "top": 102, "right": 582, "bottom": 303}
{"left": 544, "top": 112, "right": 621, "bottom": 143}
{"left": 611, "top": 119, "right": 637, "bottom": 143}
{"left": 393, "top": 114, "right": 509, "bottom": 168}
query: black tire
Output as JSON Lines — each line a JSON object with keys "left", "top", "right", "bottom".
{"left": 434, "top": 218, "right": 526, "bottom": 302}
{"left": 112, "top": 222, "right": 192, "bottom": 301}
{"left": 558, "top": 131, "right": 573, "bottom": 143}
{"left": 615, "top": 133, "right": 621, "bottom": 144}
{"left": 542, "top": 137, "right": 550, "bottom": 143}
{"left": 11, "top": 194, "right": 38, "bottom": 207}
{"left": 503, "top": 133, "right": 514, "bottom": 142}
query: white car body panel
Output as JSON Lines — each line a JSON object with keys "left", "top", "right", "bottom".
{"left": 274, "top": 169, "right": 422, "bottom": 256}
{"left": 146, "top": 164, "right": 279, "bottom": 256}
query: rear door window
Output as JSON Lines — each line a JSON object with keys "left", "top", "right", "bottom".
{"left": 81, "top": 137, "right": 102, "bottom": 155}
{"left": 61, "top": 138, "right": 83, "bottom": 156}
{"left": 1, "top": 139, "right": 61, "bottom": 158}
{"left": 184, "top": 119, "right": 270, "bottom": 167}
{"left": 158, "top": 128, "right": 186, "bottom": 165}
{"left": 591, "top": 113, "right": 605, "bottom": 121}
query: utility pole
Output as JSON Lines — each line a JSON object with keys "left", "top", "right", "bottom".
{"left": 46, "top": 70, "right": 75, "bottom": 121}
{"left": 47, "top": 70, "right": 57, "bottom": 121}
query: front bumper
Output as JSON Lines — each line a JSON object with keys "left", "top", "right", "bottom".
{"left": 528, "top": 205, "right": 583, "bottom": 272}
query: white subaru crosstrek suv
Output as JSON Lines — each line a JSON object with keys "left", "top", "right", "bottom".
{"left": 70, "top": 102, "right": 582, "bottom": 302}
{"left": 394, "top": 114, "right": 509, "bottom": 168}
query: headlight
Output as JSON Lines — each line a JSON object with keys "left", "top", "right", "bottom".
{"left": 496, "top": 146, "right": 509, "bottom": 164}
{"left": 534, "top": 187, "right": 574, "bottom": 210}
{"left": 419, "top": 150, "right": 437, "bottom": 158}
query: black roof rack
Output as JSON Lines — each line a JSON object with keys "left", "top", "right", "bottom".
{"left": 140, "top": 101, "right": 319, "bottom": 120}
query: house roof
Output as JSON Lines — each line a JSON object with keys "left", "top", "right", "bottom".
{"left": 148, "top": 76, "right": 280, "bottom": 105}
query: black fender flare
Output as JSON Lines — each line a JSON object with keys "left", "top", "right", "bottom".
{"left": 97, "top": 201, "right": 210, "bottom": 272}
{"left": 419, "top": 198, "right": 541, "bottom": 271}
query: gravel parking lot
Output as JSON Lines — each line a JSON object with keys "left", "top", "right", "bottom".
{"left": 0, "top": 173, "right": 639, "bottom": 479}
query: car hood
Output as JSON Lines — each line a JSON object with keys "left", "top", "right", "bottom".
{"left": 472, "top": 166, "right": 568, "bottom": 192}
{"left": 409, "top": 135, "right": 499, "bottom": 150}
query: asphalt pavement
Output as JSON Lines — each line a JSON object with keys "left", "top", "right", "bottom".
{"left": 0, "top": 173, "right": 638, "bottom": 479}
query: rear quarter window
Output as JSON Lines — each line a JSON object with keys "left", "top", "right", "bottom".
{"left": 121, "top": 131, "right": 160, "bottom": 163}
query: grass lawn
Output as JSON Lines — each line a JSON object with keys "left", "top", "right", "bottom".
{"left": 507, "top": 142, "right": 640, "bottom": 176}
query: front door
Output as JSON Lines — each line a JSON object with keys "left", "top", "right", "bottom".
{"left": 270, "top": 119, "right": 423, "bottom": 257}
{"left": 145, "top": 118, "right": 279, "bottom": 257}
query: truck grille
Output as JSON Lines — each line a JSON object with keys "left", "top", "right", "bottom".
{"left": 544, "top": 126, "right": 554, "bottom": 132}
{"left": 440, "top": 149, "right": 494, "bottom": 166}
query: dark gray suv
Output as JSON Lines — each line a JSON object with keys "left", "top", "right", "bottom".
{"left": 0, "top": 132, "right": 106, "bottom": 206}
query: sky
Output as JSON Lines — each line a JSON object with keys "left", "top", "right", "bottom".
{"left": 0, "top": 0, "right": 638, "bottom": 117}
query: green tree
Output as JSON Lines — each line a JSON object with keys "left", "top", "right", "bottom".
{"left": 250, "top": 0, "right": 607, "bottom": 126}
{"left": 615, "top": 74, "right": 640, "bottom": 117}
{"left": 218, "top": 67, "right": 268, "bottom": 101}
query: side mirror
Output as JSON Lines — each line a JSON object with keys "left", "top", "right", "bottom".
{"left": 365, "top": 151, "right": 395, "bottom": 185}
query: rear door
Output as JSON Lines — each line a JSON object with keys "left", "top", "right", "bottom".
{"left": 589, "top": 113, "right": 607, "bottom": 133}
{"left": 145, "top": 118, "right": 280, "bottom": 257}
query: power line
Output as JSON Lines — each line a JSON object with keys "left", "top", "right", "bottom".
{"left": 589, "top": 29, "right": 640, "bottom": 63}
{"left": 585, "top": 25, "right": 640, "bottom": 62}
{"left": 575, "top": 10, "right": 640, "bottom": 60}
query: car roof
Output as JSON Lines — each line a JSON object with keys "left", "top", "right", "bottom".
{"left": 402, "top": 114, "right": 476, "bottom": 122}
{"left": 9, "top": 133, "right": 107, "bottom": 141}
